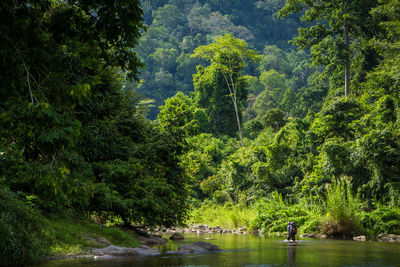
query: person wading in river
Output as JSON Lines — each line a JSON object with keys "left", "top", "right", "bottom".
{"left": 287, "top": 222, "right": 297, "bottom": 242}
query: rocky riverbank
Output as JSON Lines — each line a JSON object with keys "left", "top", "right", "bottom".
{"left": 352, "top": 233, "right": 400, "bottom": 242}
{"left": 299, "top": 232, "right": 400, "bottom": 242}
{"left": 149, "top": 224, "right": 400, "bottom": 243}
{"left": 47, "top": 232, "right": 223, "bottom": 261}
{"left": 150, "top": 224, "right": 253, "bottom": 235}
{"left": 47, "top": 225, "right": 400, "bottom": 261}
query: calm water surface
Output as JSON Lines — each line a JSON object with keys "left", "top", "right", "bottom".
{"left": 39, "top": 233, "right": 400, "bottom": 267}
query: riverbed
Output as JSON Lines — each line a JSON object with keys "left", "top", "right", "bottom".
{"left": 38, "top": 233, "right": 400, "bottom": 266}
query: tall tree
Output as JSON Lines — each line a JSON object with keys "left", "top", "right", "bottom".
{"left": 279, "top": 0, "right": 379, "bottom": 97}
{"left": 192, "top": 34, "right": 259, "bottom": 146}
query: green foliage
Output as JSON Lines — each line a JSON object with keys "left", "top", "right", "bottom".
{"left": 140, "top": 0, "right": 400, "bottom": 240}
{"left": 262, "top": 109, "right": 288, "bottom": 131}
{"left": 369, "top": 0, "right": 400, "bottom": 91}
{"left": 157, "top": 91, "right": 208, "bottom": 141}
{"left": 193, "top": 66, "right": 246, "bottom": 136}
{"left": 259, "top": 70, "right": 288, "bottom": 103}
{"left": 314, "top": 97, "right": 363, "bottom": 140}
{"left": 137, "top": 0, "right": 298, "bottom": 119}
{"left": 181, "top": 134, "right": 235, "bottom": 200}
{"left": 0, "top": 1, "right": 189, "bottom": 252}
{"left": 279, "top": 0, "right": 380, "bottom": 95}
{"left": 0, "top": 188, "right": 48, "bottom": 266}
{"left": 243, "top": 120, "right": 264, "bottom": 138}
{"left": 188, "top": 202, "right": 256, "bottom": 229}
{"left": 254, "top": 191, "right": 305, "bottom": 232}
{"left": 153, "top": 4, "right": 186, "bottom": 33}
{"left": 320, "top": 177, "right": 362, "bottom": 237}
{"left": 45, "top": 218, "right": 140, "bottom": 256}
{"left": 192, "top": 34, "right": 260, "bottom": 145}
{"left": 78, "top": 80, "right": 189, "bottom": 227}
{"left": 0, "top": 0, "right": 144, "bottom": 213}
{"left": 258, "top": 45, "right": 292, "bottom": 75}
{"left": 356, "top": 126, "right": 400, "bottom": 200}
{"left": 359, "top": 204, "right": 400, "bottom": 235}
{"left": 2, "top": 3, "right": 400, "bottom": 264}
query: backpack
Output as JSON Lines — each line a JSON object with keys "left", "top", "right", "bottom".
{"left": 289, "top": 222, "right": 297, "bottom": 234}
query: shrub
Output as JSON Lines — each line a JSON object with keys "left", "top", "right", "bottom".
{"left": 188, "top": 202, "right": 256, "bottom": 229}
{"left": 253, "top": 191, "right": 311, "bottom": 233}
{"left": 0, "top": 188, "right": 48, "bottom": 266}
{"left": 320, "top": 177, "right": 362, "bottom": 237}
{"left": 359, "top": 205, "right": 400, "bottom": 235}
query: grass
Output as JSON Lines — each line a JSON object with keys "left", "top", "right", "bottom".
{"left": 320, "top": 177, "right": 362, "bottom": 237}
{"left": 188, "top": 185, "right": 362, "bottom": 236}
{"left": 187, "top": 192, "right": 324, "bottom": 234}
{"left": 188, "top": 203, "right": 256, "bottom": 229}
{"left": 44, "top": 218, "right": 140, "bottom": 256}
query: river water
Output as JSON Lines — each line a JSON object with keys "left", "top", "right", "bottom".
{"left": 39, "top": 233, "right": 400, "bottom": 267}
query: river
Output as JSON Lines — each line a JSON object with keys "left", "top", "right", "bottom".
{"left": 38, "top": 233, "right": 400, "bottom": 266}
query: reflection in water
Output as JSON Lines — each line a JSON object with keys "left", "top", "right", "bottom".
{"left": 38, "top": 234, "right": 400, "bottom": 267}
{"left": 287, "top": 244, "right": 296, "bottom": 265}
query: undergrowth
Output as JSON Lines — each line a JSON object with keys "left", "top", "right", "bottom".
{"left": 320, "top": 177, "right": 362, "bottom": 237}
{"left": 188, "top": 202, "right": 256, "bottom": 229}
{"left": 0, "top": 186, "right": 140, "bottom": 265}
{"left": 0, "top": 187, "right": 48, "bottom": 266}
{"left": 188, "top": 179, "right": 400, "bottom": 236}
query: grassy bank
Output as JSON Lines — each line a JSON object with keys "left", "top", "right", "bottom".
{"left": 189, "top": 202, "right": 257, "bottom": 230}
{"left": 189, "top": 202, "right": 400, "bottom": 236}
{"left": 0, "top": 187, "right": 140, "bottom": 266}
{"left": 44, "top": 218, "right": 141, "bottom": 257}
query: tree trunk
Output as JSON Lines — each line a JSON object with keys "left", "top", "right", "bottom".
{"left": 344, "top": 21, "right": 350, "bottom": 97}
{"left": 232, "top": 98, "right": 245, "bottom": 147}
{"left": 222, "top": 71, "right": 245, "bottom": 147}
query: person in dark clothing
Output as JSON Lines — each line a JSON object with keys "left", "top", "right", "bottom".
{"left": 287, "top": 222, "right": 297, "bottom": 241}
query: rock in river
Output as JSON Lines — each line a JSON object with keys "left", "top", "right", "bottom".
{"left": 353, "top": 236, "right": 366, "bottom": 241}
{"left": 300, "top": 233, "right": 320, "bottom": 238}
{"left": 92, "top": 245, "right": 159, "bottom": 256}
{"left": 178, "top": 241, "right": 222, "bottom": 253}
{"left": 169, "top": 233, "right": 184, "bottom": 240}
{"left": 139, "top": 235, "right": 168, "bottom": 246}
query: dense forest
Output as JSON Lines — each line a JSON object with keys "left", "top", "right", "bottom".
{"left": 1, "top": 0, "right": 400, "bottom": 265}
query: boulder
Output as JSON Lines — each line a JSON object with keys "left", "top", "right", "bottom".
{"left": 178, "top": 242, "right": 222, "bottom": 253}
{"left": 378, "top": 233, "right": 400, "bottom": 242}
{"left": 165, "top": 250, "right": 191, "bottom": 255}
{"left": 92, "top": 245, "right": 159, "bottom": 256}
{"left": 169, "top": 233, "right": 184, "bottom": 240}
{"left": 133, "top": 247, "right": 161, "bottom": 256}
{"left": 387, "top": 234, "right": 400, "bottom": 242}
{"left": 140, "top": 235, "right": 168, "bottom": 247}
{"left": 300, "top": 233, "right": 319, "bottom": 238}
{"left": 353, "top": 236, "right": 366, "bottom": 241}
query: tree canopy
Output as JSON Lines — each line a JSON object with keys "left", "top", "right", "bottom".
{"left": 192, "top": 34, "right": 260, "bottom": 146}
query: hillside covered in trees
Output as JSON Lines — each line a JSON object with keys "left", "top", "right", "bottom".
{"left": 1, "top": 0, "right": 400, "bottom": 265}
{"left": 141, "top": 0, "right": 400, "bottom": 239}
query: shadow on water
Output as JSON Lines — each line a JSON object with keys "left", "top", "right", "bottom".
{"left": 38, "top": 233, "right": 400, "bottom": 267}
